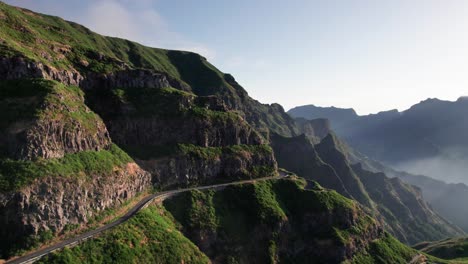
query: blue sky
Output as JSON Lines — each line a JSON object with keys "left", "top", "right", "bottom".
{"left": 5, "top": 0, "right": 468, "bottom": 114}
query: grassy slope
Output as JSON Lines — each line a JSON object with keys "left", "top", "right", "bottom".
{"left": 0, "top": 1, "right": 232, "bottom": 99}
{"left": 349, "top": 234, "right": 417, "bottom": 264}
{"left": 103, "top": 85, "right": 244, "bottom": 126}
{"left": 0, "top": 79, "right": 100, "bottom": 133}
{"left": 0, "top": 2, "right": 179, "bottom": 76}
{"left": 37, "top": 205, "right": 210, "bottom": 264}
{"left": 0, "top": 79, "right": 115, "bottom": 190}
{"left": 0, "top": 3, "right": 277, "bottom": 189}
{"left": 39, "top": 178, "right": 419, "bottom": 263}
{"left": 273, "top": 131, "right": 463, "bottom": 244}
{"left": 163, "top": 178, "right": 417, "bottom": 263}
{"left": 415, "top": 237, "right": 468, "bottom": 262}
{"left": 0, "top": 3, "right": 456, "bottom": 263}
{"left": 0, "top": 79, "right": 134, "bottom": 192}
{"left": 0, "top": 1, "right": 298, "bottom": 137}
{"left": 0, "top": 143, "right": 132, "bottom": 192}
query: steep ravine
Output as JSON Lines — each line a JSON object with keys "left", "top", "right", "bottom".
{"left": 271, "top": 131, "right": 464, "bottom": 244}
{"left": 0, "top": 2, "right": 464, "bottom": 262}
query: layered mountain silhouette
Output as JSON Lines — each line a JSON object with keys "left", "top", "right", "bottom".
{"left": 0, "top": 1, "right": 465, "bottom": 263}
{"left": 289, "top": 98, "right": 468, "bottom": 184}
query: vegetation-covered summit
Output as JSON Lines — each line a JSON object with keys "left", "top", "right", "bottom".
{"left": 41, "top": 178, "right": 420, "bottom": 264}
{"left": 0, "top": 1, "right": 465, "bottom": 263}
{"left": 0, "top": 1, "right": 298, "bottom": 137}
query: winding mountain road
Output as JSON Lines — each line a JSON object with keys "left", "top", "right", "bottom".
{"left": 6, "top": 173, "right": 288, "bottom": 264}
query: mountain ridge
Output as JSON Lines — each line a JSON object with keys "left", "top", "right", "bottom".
{"left": 0, "top": 1, "right": 464, "bottom": 262}
{"left": 288, "top": 96, "right": 468, "bottom": 184}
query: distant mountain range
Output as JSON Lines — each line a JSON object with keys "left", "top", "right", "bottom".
{"left": 288, "top": 97, "right": 468, "bottom": 184}
{"left": 0, "top": 1, "right": 466, "bottom": 262}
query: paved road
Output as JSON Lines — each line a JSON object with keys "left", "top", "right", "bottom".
{"left": 6, "top": 173, "right": 287, "bottom": 264}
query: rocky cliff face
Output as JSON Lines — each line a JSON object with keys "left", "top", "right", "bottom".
{"left": 0, "top": 56, "right": 189, "bottom": 94}
{"left": 81, "top": 69, "right": 190, "bottom": 91}
{"left": 270, "top": 133, "right": 351, "bottom": 196}
{"left": 295, "top": 117, "right": 331, "bottom": 142}
{"left": 315, "top": 134, "right": 374, "bottom": 209}
{"left": 13, "top": 118, "right": 111, "bottom": 160}
{"left": 35, "top": 179, "right": 418, "bottom": 264}
{"left": 348, "top": 150, "right": 468, "bottom": 233}
{"left": 0, "top": 79, "right": 153, "bottom": 257}
{"left": 354, "top": 164, "right": 464, "bottom": 244}
{"left": 140, "top": 145, "right": 277, "bottom": 188}
{"left": 0, "top": 4, "right": 283, "bottom": 258}
{"left": 105, "top": 116, "right": 262, "bottom": 149}
{"left": 289, "top": 99, "right": 468, "bottom": 185}
{"left": 223, "top": 74, "right": 299, "bottom": 137}
{"left": 0, "top": 79, "right": 112, "bottom": 160}
{"left": 0, "top": 162, "right": 151, "bottom": 257}
{"left": 0, "top": 57, "right": 84, "bottom": 86}
{"left": 272, "top": 131, "right": 463, "bottom": 244}
{"left": 162, "top": 178, "right": 401, "bottom": 263}
{"left": 0, "top": 3, "right": 463, "bottom": 262}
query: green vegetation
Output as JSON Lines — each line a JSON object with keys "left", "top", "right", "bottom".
{"left": 111, "top": 86, "right": 195, "bottom": 117}
{"left": 0, "top": 78, "right": 134, "bottom": 192}
{"left": 0, "top": 2, "right": 300, "bottom": 138}
{"left": 2, "top": 228, "right": 56, "bottom": 259}
{"left": 108, "top": 85, "right": 243, "bottom": 125}
{"left": 163, "top": 180, "right": 288, "bottom": 263}
{"left": 415, "top": 237, "right": 468, "bottom": 262}
{"left": 0, "top": 78, "right": 103, "bottom": 133}
{"left": 38, "top": 205, "right": 210, "bottom": 264}
{"left": 123, "top": 142, "right": 273, "bottom": 161}
{"left": 21, "top": 178, "right": 425, "bottom": 263}
{"left": 39, "top": 81, "right": 102, "bottom": 134}
{"left": 0, "top": 144, "right": 133, "bottom": 191}
{"left": 0, "top": 2, "right": 180, "bottom": 76}
{"left": 190, "top": 105, "right": 242, "bottom": 122}
{"left": 349, "top": 233, "right": 418, "bottom": 264}
{"left": 179, "top": 143, "right": 273, "bottom": 159}
{"left": 163, "top": 178, "right": 399, "bottom": 263}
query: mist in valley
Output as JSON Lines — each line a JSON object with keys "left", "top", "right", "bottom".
{"left": 395, "top": 148, "right": 468, "bottom": 184}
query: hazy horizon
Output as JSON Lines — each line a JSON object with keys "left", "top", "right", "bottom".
{"left": 5, "top": 0, "right": 468, "bottom": 115}
{"left": 289, "top": 95, "right": 468, "bottom": 115}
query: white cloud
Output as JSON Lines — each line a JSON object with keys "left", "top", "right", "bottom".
{"left": 86, "top": 0, "right": 139, "bottom": 40}
{"left": 83, "top": 0, "right": 216, "bottom": 60}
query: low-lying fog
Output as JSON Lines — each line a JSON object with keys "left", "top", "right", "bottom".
{"left": 395, "top": 149, "right": 468, "bottom": 184}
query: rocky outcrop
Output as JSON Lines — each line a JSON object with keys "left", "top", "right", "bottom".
{"left": 81, "top": 69, "right": 190, "bottom": 91}
{"left": 195, "top": 95, "right": 230, "bottom": 112}
{"left": 224, "top": 74, "right": 300, "bottom": 137}
{"left": 0, "top": 79, "right": 112, "bottom": 160}
{"left": 270, "top": 133, "right": 351, "bottom": 196}
{"left": 315, "top": 134, "right": 374, "bottom": 209}
{"left": 0, "top": 162, "right": 151, "bottom": 257}
{"left": 13, "top": 119, "right": 111, "bottom": 160}
{"left": 108, "top": 116, "right": 262, "bottom": 149}
{"left": 0, "top": 56, "right": 189, "bottom": 92}
{"left": 6, "top": 115, "right": 111, "bottom": 160}
{"left": 354, "top": 163, "right": 464, "bottom": 244}
{"left": 0, "top": 57, "right": 84, "bottom": 86}
{"left": 139, "top": 146, "right": 277, "bottom": 188}
{"left": 281, "top": 207, "right": 383, "bottom": 262}
{"left": 272, "top": 132, "right": 464, "bottom": 244}
{"left": 163, "top": 178, "right": 386, "bottom": 263}
{"left": 295, "top": 117, "right": 331, "bottom": 142}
